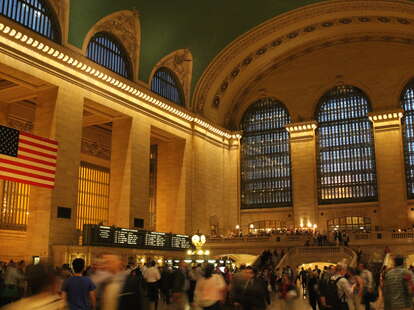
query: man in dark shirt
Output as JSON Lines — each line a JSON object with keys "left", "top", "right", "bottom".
{"left": 62, "top": 258, "right": 96, "bottom": 310}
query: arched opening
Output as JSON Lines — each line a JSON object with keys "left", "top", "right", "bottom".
{"left": 0, "top": 0, "right": 61, "bottom": 43}
{"left": 87, "top": 31, "right": 132, "bottom": 79}
{"left": 150, "top": 67, "right": 185, "bottom": 106}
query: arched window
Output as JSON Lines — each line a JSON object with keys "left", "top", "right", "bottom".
{"left": 401, "top": 80, "right": 414, "bottom": 198}
{"left": 316, "top": 85, "right": 377, "bottom": 204}
{"left": 87, "top": 32, "right": 132, "bottom": 79}
{"left": 0, "top": 0, "right": 61, "bottom": 43}
{"left": 151, "top": 67, "right": 184, "bottom": 106}
{"left": 240, "top": 98, "right": 292, "bottom": 209}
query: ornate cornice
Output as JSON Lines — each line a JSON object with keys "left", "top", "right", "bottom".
{"left": 226, "top": 33, "right": 414, "bottom": 128}
{"left": 7, "top": 116, "right": 33, "bottom": 132}
{"left": 193, "top": 0, "right": 414, "bottom": 120}
{"left": 81, "top": 138, "right": 111, "bottom": 160}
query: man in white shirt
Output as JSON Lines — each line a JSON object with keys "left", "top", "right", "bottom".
{"left": 144, "top": 261, "right": 161, "bottom": 310}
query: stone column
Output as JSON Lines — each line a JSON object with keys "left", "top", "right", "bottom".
{"left": 28, "top": 87, "right": 83, "bottom": 260}
{"left": 286, "top": 122, "right": 318, "bottom": 228}
{"left": 369, "top": 110, "right": 408, "bottom": 229}
{"left": 109, "top": 117, "right": 150, "bottom": 229}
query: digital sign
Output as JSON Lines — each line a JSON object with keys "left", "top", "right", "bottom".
{"left": 83, "top": 225, "right": 192, "bottom": 251}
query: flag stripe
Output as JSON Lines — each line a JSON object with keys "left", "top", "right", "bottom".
{"left": 0, "top": 157, "right": 55, "bottom": 174}
{"left": 0, "top": 162, "right": 54, "bottom": 178}
{"left": 19, "top": 142, "right": 57, "bottom": 156}
{"left": 0, "top": 166, "right": 55, "bottom": 182}
{"left": 0, "top": 174, "right": 54, "bottom": 189}
{"left": 20, "top": 132, "right": 58, "bottom": 146}
{"left": 19, "top": 139, "right": 58, "bottom": 153}
{"left": 19, "top": 134, "right": 58, "bottom": 149}
{"left": 19, "top": 147, "right": 57, "bottom": 160}
{"left": 17, "top": 154, "right": 56, "bottom": 167}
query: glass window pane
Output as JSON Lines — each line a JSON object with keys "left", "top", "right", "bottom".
{"left": 240, "top": 98, "right": 292, "bottom": 209}
{"left": 316, "top": 85, "right": 377, "bottom": 204}
{"left": 150, "top": 67, "right": 184, "bottom": 106}
{"left": 87, "top": 32, "right": 132, "bottom": 79}
{"left": 402, "top": 83, "right": 414, "bottom": 198}
{"left": 0, "top": 0, "right": 60, "bottom": 42}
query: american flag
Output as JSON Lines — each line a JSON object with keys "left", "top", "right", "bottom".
{"left": 0, "top": 125, "right": 58, "bottom": 189}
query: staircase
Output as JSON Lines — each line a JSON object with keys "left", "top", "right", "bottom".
{"left": 276, "top": 246, "right": 357, "bottom": 269}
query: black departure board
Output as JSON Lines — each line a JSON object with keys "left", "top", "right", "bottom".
{"left": 83, "top": 224, "right": 192, "bottom": 251}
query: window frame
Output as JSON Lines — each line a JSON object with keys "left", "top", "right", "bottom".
{"left": 240, "top": 97, "right": 292, "bottom": 209}
{"left": 86, "top": 31, "right": 133, "bottom": 80}
{"left": 401, "top": 80, "right": 414, "bottom": 199}
{"left": 315, "top": 85, "right": 378, "bottom": 204}
{"left": 150, "top": 67, "right": 185, "bottom": 106}
{"left": 0, "top": 0, "right": 61, "bottom": 43}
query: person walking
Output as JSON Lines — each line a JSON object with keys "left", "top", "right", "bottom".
{"left": 170, "top": 262, "right": 189, "bottom": 310}
{"left": 1, "top": 263, "right": 66, "bottom": 310}
{"left": 61, "top": 258, "right": 96, "bottom": 310}
{"left": 237, "top": 267, "right": 269, "bottom": 310}
{"left": 358, "top": 263, "right": 375, "bottom": 310}
{"left": 143, "top": 261, "right": 161, "bottom": 310}
{"left": 383, "top": 255, "right": 414, "bottom": 310}
{"left": 306, "top": 271, "right": 319, "bottom": 310}
{"left": 194, "top": 264, "right": 226, "bottom": 310}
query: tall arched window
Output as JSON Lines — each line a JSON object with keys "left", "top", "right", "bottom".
{"left": 87, "top": 32, "right": 132, "bottom": 79}
{"left": 401, "top": 80, "right": 414, "bottom": 198}
{"left": 151, "top": 67, "right": 184, "bottom": 106}
{"left": 0, "top": 0, "right": 61, "bottom": 43}
{"left": 316, "top": 85, "right": 377, "bottom": 204}
{"left": 240, "top": 98, "right": 292, "bottom": 209}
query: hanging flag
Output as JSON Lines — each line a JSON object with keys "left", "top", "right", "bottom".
{"left": 0, "top": 125, "right": 57, "bottom": 189}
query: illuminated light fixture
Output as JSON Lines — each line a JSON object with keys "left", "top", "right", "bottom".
{"left": 0, "top": 22, "right": 243, "bottom": 141}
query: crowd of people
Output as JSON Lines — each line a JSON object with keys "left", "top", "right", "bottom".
{"left": 0, "top": 253, "right": 414, "bottom": 310}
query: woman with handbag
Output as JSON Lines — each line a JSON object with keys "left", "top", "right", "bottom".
{"left": 195, "top": 264, "right": 226, "bottom": 310}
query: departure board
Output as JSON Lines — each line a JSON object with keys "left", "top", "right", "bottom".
{"left": 83, "top": 224, "right": 192, "bottom": 251}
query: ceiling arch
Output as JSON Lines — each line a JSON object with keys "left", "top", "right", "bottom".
{"left": 192, "top": 0, "right": 414, "bottom": 127}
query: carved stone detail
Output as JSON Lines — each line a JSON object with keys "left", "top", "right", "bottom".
{"left": 192, "top": 0, "right": 414, "bottom": 115}
{"left": 85, "top": 10, "right": 140, "bottom": 80}
{"left": 7, "top": 117, "right": 33, "bottom": 132}
{"left": 81, "top": 138, "right": 111, "bottom": 161}
{"left": 152, "top": 49, "right": 193, "bottom": 106}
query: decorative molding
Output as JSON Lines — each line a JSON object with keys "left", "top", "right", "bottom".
{"left": 149, "top": 49, "right": 193, "bottom": 107}
{"left": 192, "top": 0, "right": 414, "bottom": 121}
{"left": 369, "top": 109, "right": 403, "bottom": 130}
{"left": 7, "top": 116, "right": 33, "bottom": 132}
{"left": 286, "top": 121, "right": 317, "bottom": 141}
{"left": 227, "top": 33, "right": 414, "bottom": 128}
{"left": 81, "top": 138, "right": 111, "bottom": 160}
{"left": 83, "top": 10, "right": 141, "bottom": 81}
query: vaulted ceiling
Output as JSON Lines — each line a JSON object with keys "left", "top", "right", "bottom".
{"left": 68, "top": 0, "right": 325, "bottom": 86}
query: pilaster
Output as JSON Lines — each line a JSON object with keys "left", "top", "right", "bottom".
{"left": 369, "top": 110, "right": 407, "bottom": 229}
{"left": 109, "top": 117, "right": 150, "bottom": 229}
{"left": 28, "top": 87, "right": 83, "bottom": 260}
{"left": 286, "top": 121, "right": 318, "bottom": 228}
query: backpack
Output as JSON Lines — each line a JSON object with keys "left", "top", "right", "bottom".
{"left": 324, "top": 276, "right": 346, "bottom": 308}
